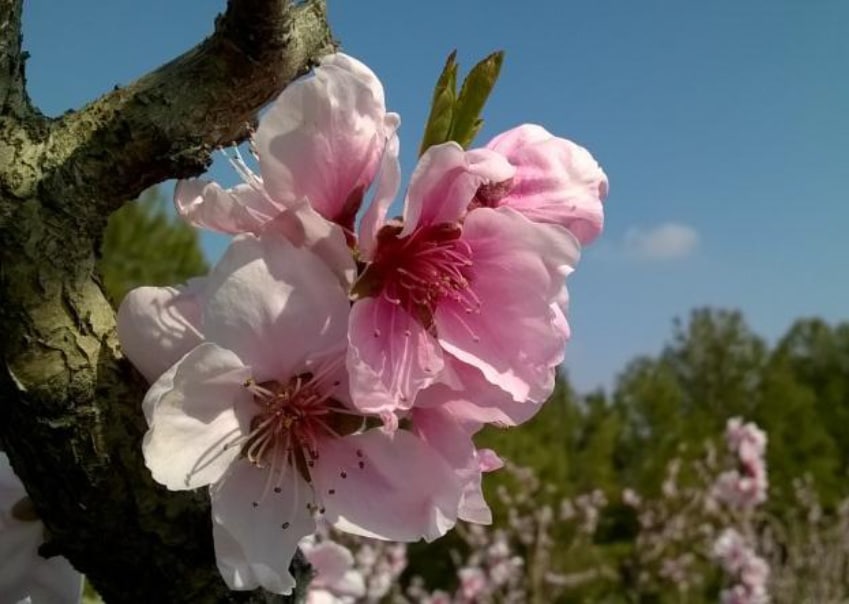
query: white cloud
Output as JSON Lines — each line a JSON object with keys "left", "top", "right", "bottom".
{"left": 624, "top": 222, "right": 699, "bottom": 260}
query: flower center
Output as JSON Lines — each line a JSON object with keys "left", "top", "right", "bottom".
{"left": 353, "top": 223, "right": 479, "bottom": 329}
{"left": 469, "top": 178, "right": 514, "bottom": 211}
{"left": 233, "top": 371, "right": 360, "bottom": 479}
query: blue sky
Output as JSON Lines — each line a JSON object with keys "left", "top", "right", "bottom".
{"left": 23, "top": 1, "right": 849, "bottom": 392}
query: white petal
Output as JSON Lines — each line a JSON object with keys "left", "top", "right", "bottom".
{"left": 211, "top": 461, "right": 316, "bottom": 595}
{"left": 143, "top": 343, "right": 252, "bottom": 490}
{"left": 23, "top": 553, "right": 83, "bottom": 604}
{"left": 0, "top": 453, "right": 25, "bottom": 512}
{"left": 203, "top": 233, "right": 350, "bottom": 382}
{"left": 319, "top": 53, "right": 387, "bottom": 107}
{"left": 174, "top": 179, "right": 281, "bottom": 234}
{"left": 0, "top": 519, "right": 44, "bottom": 602}
{"left": 117, "top": 281, "right": 204, "bottom": 383}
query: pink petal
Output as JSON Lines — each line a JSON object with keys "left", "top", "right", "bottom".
{"left": 412, "top": 407, "right": 494, "bottom": 525}
{"left": 346, "top": 297, "right": 443, "bottom": 414}
{"left": 401, "top": 144, "right": 514, "bottom": 236}
{"left": 357, "top": 127, "right": 401, "bottom": 261}
{"left": 142, "top": 343, "right": 252, "bottom": 490}
{"left": 478, "top": 449, "right": 504, "bottom": 473}
{"left": 174, "top": 179, "right": 280, "bottom": 234}
{"left": 117, "top": 281, "right": 204, "bottom": 383}
{"left": 211, "top": 461, "right": 316, "bottom": 595}
{"left": 435, "top": 208, "right": 578, "bottom": 402}
{"left": 261, "top": 198, "right": 357, "bottom": 288}
{"left": 486, "top": 124, "right": 607, "bottom": 245}
{"left": 255, "top": 53, "right": 392, "bottom": 227}
{"left": 313, "top": 430, "right": 461, "bottom": 542}
{"left": 486, "top": 123, "right": 553, "bottom": 149}
{"left": 203, "top": 233, "right": 350, "bottom": 382}
{"left": 415, "top": 358, "right": 543, "bottom": 427}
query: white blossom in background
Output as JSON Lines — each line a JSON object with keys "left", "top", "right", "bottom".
{"left": 0, "top": 453, "right": 83, "bottom": 604}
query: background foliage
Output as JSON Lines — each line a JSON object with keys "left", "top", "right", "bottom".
{"left": 98, "top": 187, "right": 207, "bottom": 306}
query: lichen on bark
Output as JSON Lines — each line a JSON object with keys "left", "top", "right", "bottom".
{"left": 0, "top": 1, "right": 335, "bottom": 601}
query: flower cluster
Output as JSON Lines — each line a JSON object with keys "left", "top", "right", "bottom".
{"left": 296, "top": 416, "right": 849, "bottom": 604}
{"left": 712, "top": 418, "right": 768, "bottom": 509}
{"left": 0, "top": 452, "right": 82, "bottom": 604}
{"left": 117, "top": 53, "right": 606, "bottom": 594}
{"left": 709, "top": 418, "right": 770, "bottom": 603}
{"left": 712, "top": 528, "right": 770, "bottom": 604}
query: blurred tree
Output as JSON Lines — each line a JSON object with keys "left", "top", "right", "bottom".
{"left": 766, "top": 318, "right": 849, "bottom": 501}
{"left": 97, "top": 187, "right": 208, "bottom": 306}
{"left": 614, "top": 309, "right": 767, "bottom": 491}
{"left": 662, "top": 308, "right": 766, "bottom": 422}
{"left": 613, "top": 357, "right": 686, "bottom": 491}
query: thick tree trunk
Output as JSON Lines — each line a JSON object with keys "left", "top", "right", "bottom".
{"left": 0, "top": 1, "right": 335, "bottom": 601}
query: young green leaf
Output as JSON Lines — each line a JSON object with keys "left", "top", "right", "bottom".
{"left": 450, "top": 50, "right": 504, "bottom": 149}
{"left": 418, "top": 50, "right": 459, "bottom": 156}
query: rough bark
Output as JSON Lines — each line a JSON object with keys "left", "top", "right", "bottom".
{"left": 0, "top": 1, "right": 335, "bottom": 602}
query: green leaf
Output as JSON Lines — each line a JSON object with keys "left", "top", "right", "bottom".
{"left": 449, "top": 50, "right": 504, "bottom": 149}
{"left": 418, "top": 50, "right": 459, "bottom": 156}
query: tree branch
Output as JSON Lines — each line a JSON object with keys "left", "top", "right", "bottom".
{"left": 0, "top": 1, "right": 336, "bottom": 601}
{"left": 41, "top": 0, "right": 336, "bottom": 216}
{"left": 0, "top": 0, "right": 29, "bottom": 116}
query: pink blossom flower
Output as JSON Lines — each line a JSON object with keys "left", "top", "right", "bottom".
{"left": 476, "top": 124, "right": 608, "bottom": 245}
{"left": 712, "top": 418, "right": 768, "bottom": 509}
{"left": 349, "top": 142, "right": 581, "bottom": 415}
{"left": 0, "top": 453, "right": 82, "bottom": 604}
{"left": 299, "top": 535, "right": 365, "bottom": 604}
{"left": 174, "top": 53, "right": 398, "bottom": 237}
{"left": 141, "top": 232, "right": 462, "bottom": 595}
{"left": 457, "top": 566, "right": 487, "bottom": 601}
{"left": 713, "top": 528, "right": 770, "bottom": 603}
{"left": 713, "top": 528, "right": 748, "bottom": 575}
{"left": 725, "top": 417, "right": 767, "bottom": 466}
